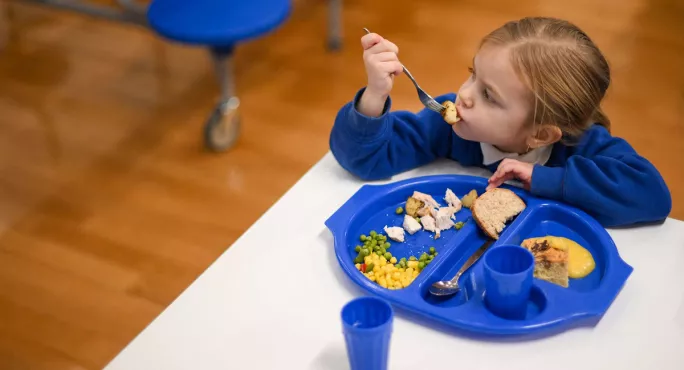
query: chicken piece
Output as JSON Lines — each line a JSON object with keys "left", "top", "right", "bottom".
{"left": 405, "top": 197, "right": 425, "bottom": 217}
{"left": 441, "top": 100, "right": 460, "bottom": 125}
{"left": 420, "top": 215, "right": 437, "bottom": 232}
{"left": 383, "top": 225, "right": 405, "bottom": 242}
{"left": 416, "top": 206, "right": 437, "bottom": 218}
{"left": 435, "top": 207, "right": 456, "bottom": 231}
{"left": 402, "top": 215, "right": 422, "bottom": 235}
{"left": 444, "top": 188, "right": 462, "bottom": 213}
{"left": 412, "top": 191, "right": 440, "bottom": 209}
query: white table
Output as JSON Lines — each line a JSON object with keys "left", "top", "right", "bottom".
{"left": 105, "top": 153, "right": 684, "bottom": 370}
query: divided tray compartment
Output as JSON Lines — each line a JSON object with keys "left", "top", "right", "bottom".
{"left": 325, "top": 175, "right": 633, "bottom": 337}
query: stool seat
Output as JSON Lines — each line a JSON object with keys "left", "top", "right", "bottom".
{"left": 147, "top": 0, "right": 291, "bottom": 46}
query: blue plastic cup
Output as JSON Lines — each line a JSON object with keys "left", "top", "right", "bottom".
{"left": 483, "top": 245, "right": 535, "bottom": 320}
{"left": 341, "top": 296, "right": 393, "bottom": 370}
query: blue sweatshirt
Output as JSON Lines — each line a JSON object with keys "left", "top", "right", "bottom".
{"left": 330, "top": 88, "right": 672, "bottom": 227}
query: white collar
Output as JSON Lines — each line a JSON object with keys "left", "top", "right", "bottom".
{"left": 480, "top": 142, "right": 553, "bottom": 166}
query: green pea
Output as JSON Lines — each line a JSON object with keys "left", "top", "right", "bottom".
{"left": 383, "top": 242, "right": 391, "bottom": 249}
{"left": 399, "top": 261, "right": 406, "bottom": 268}
{"left": 384, "top": 252, "right": 392, "bottom": 260}
{"left": 375, "top": 251, "right": 382, "bottom": 256}
{"left": 366, "top": 263, "right": 375, "bottom": 273}
{"left": 434, "top": 252, "right": 439, "bottom": 256}
{"left": 419, "top": 254, "right": 427, "bottom": 262}
{"left": 454, "top": 222, "right": 464, "bottom": 230}
{"left": 429, "top": 247, "right": 436, "bottom": 255}
{"left": 362, "top": 249, "right": 370, "bottom": 256}
{"left": 418, "top": 261, "right": 426, "bottom": 269}
{"left": 409, "top": 256, "right": 417, "bottom": 261}
{"left": 354, "top": 255, "right": 363, "bottom": 264}
{"left": 400, "top": 258, "right": 407, "bottom": 263}
{"left": 414, "top": 217, "right": 421, "bottom": 223}
{"left": 360, "top": 235, "right": 367, "bottom": 241}
{"left": 396, "top": 207, "right": 404, "bottom": 214}
{"left": 428, "top": 254, "right": 434, "bottom": 260}
{"left": 370, "top": 230, "right": 377, "bottom": 237}
{"left": 426, "top": 259, "right": 432, "bottom": 265}
{"left": 355, "top": 246, "right": 362, "bottom": 252}
{"left": 395, "top": 263, "right": 402, "bottom": 268}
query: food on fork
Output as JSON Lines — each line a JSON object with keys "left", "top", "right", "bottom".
{"left": 471, "top": 188, "right": 526, "bottom": 239}
{"left": 441, "top": 100, "right": 460, "bottom": 125}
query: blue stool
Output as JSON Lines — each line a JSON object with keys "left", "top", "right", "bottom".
{"left": 147, "top": 0, "right": 292, "bottom": 151}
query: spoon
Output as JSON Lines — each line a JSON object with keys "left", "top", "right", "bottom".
{"left": 429, "top": 240, "right": 493, "bottom": 296}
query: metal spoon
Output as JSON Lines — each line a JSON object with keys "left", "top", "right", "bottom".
{"left": 429, "top": 240, "right": 493, "bottom": 296}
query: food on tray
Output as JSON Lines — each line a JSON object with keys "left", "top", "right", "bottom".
{"left": 521, "top": 239, "right": 569, "bottom": 288}
{"left": 441, "top": 100, "right": 460, "bottom": 125}
{"left": 353, "top": 230, "right": 392, "bottom": 264}
{"left": 444, "top": 188, "right": 462, "bottom": 211}
{"left": 402, "top": 214, "right": 422, "bottom": 235}
{"left": 395, "top": 207, "right": 404, "bottom": 215}
{"left": 461, "top": 189, "right": 478, "bottom": 209}
{"left": 522, "top": 236, "right": 595, "bottom": 279}
{"left": 420, "top": 215, "right": 437, "bottom": 232}
{"left": 405, "top": 197, "right": 425, "bottom": 217}
{"left": 411, "top": 191, "right": 440, "bottom": 209}
{"left": 356, "top": 244, "right": 438, "bottom": 290}
{"left": 435, "top": 207, "right": 456, "bottom": 231}
{"left": 383, "top": 225, "right": 405, "bottom": 242}
{"left": 454, "top": 221, "right": 465, "bottom": 230}
{"left": 399, "top": 188, "right": 466, "bottom": 239}
{"left": 471, "top": 188, "right": 526, "bottom": 239}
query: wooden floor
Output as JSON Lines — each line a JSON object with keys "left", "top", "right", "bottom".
{"left": 0, "top": 0, "right": 682, "bottom": 368}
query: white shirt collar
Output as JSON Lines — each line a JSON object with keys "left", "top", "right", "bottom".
{"left": 480, "top": 142, "right": 553, "bottom": 166}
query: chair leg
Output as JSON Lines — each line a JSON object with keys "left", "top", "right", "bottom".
{"left": 204, "top": 47, "right": 241, "bottom": 152}
{"left": 327, "top": 0, "right": 342, "bottom": 51}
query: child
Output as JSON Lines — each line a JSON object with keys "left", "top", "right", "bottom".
{"left": 329, "top": 17, "right": 671, "bottom": 227}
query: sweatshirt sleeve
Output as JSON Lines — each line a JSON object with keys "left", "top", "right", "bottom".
{"left": 329, "top": 88, "right": 459, "bottom": 180}
{"left": 530, "top": 126, "right": 672, "bottom": 227}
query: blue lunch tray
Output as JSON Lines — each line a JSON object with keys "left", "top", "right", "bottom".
{"left": 325, "top": 175, "right": 633, "bottom": 337}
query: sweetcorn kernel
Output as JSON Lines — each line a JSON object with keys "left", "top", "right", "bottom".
{"left": 390, "top": 257, "right": 397, "bottom": 264}
{"left": 355, "top": 264, "right": 361, "bottom": 270}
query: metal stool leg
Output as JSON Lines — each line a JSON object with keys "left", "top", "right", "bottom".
{"left": 204, "top": 47, "right": 241, "bottom": 152}
{"left": 327, "top": 0, "right": 342, "bottom": 51}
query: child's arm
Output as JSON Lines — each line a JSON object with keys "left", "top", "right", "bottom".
{"left": 531, "top": 126, "right": 672, "bottom": 227}
{"left": 329, "top": 88, "right": 457, "bottom": 180}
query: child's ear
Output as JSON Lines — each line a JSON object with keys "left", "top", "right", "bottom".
{"left": 528, "top": 124, "right": 562, "bottom": 148}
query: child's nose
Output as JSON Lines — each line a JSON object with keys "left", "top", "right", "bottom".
{"left": 458, "top": 93, "right": 473, "bottom": 109}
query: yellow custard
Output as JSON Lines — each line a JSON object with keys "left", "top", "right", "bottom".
{"left": 523, "top": 236, "right": 596, "bottom": 278}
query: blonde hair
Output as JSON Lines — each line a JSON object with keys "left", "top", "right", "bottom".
{"left": 481, "top": 17, "right": 611, "bottom": 140}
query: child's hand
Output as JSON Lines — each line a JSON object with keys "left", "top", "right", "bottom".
{"left": 362, "top": 33, "right": 402, "bottom": 98}
{"left": 487, "top": 159, "right": 534, "bottom": 191}
{"left": 356, "top": 33, "right": 402, "bottom": 117}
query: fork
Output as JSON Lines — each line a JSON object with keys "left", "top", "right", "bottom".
{"left": 363, "top": 28, "right": 445, "bottom": 114}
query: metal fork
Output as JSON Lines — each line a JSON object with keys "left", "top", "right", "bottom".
{"left": 363, "top": 28, "right": 445, "bottom": 114}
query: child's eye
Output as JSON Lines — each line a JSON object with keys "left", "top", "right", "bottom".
{"left": 483, "top": 88, "right": 495, "bottom": 103}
